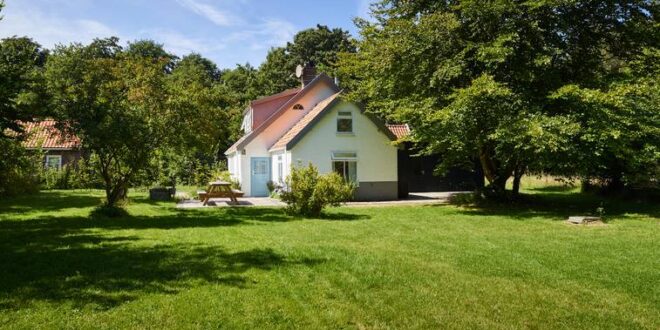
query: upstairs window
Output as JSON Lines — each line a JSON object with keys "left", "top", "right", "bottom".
{"left": 337, "top": 111, "right": 353, "bottom": 133}
{"left": 293, "top": 104, "right": 304, "bottom": 110}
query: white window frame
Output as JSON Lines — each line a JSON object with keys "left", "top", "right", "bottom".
{"left": 277, "top": 155, "right": 284, "bottom": 183}
{"left": 336, "top": 111, "right": 353, "bottom": 134}
{"left": 45, "top": 155, "right": 62, "bottom": 170}
{"left": 331, "top": 151, "right": 358, "bottom": 185}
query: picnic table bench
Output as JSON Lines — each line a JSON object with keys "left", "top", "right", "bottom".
{"left": 198, "top": 181, "right": 244, "bottom": 206}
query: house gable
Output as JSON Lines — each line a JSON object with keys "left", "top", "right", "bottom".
{"left": 286, "top": 100, "right": 399, "bottom": 199}
{"left": 224, "top": 73, "right": 340, "bottom": 155}
{"left": 269, "top": 95, "right": 397, "bottom": 152}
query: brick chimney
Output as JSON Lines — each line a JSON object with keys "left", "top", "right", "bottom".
{"left": 296, "top": 62, "right": 317, "bottom": 87}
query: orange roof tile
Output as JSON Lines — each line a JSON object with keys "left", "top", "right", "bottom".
{"left": 386, "top": 124, "right": 410, "bottom": 139}
{"left": 20, "top": 120, "right": 80, "bottom": 150}
{"left": 269, "top": 92, "right": 342, "bottom": 151}
{"left": 225, "top": 73, "right": 340, "bottom": 155}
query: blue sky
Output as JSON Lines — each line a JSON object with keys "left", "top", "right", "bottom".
{"left": 0, "top": 0, "right": 371, "bottom": 69}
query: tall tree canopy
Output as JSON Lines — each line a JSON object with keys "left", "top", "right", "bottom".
{"left": 258, "top": 24, "right": 356, "bottom": 95}
{"left": 340, "top": 0, "right": 659, "bottom": 195}
{"left": 0, "top": 37, "right": 48, "bottom": 138}
{"left": 46, "top": 37, "right": 170, "bottom": 206}
{"left": 166, "top": 53, "right": 238, "bottom": 157}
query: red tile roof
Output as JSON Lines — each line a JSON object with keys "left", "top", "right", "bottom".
{"left": 20, "top": 120, "right": 80, "bottom": 150}
{"left": 386, "top": 124, "right": 410, "bottom": 139}
{"left": 250, "top": 88, "right": 301, "bottom": 106}
{"left": 269, "top": 92, "right": 342, "bottom": 151}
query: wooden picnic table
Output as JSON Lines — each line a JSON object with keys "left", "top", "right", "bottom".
{"left": 198, "top": 181, "right": 243, "bottom": 206}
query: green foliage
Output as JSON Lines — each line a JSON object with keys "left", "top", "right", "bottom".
{"left": 40, "top": 157, "right": 104, "bottom": 190}
{"left": 0, "top": 36, "right": 48, "bottom": 137}
{"left": 166, "top": 54, "right": 238, "bottom": 157}
{"left": 257, "top": 25, "right": 356, "bottom": 95}
{"left": 45, "top": 37, "right": 169, "bottom": 206}
{"left": 550, "top": 77, "right": 660, "bottom": 190}
{"left": 340, "top": 0, "right": 658, "bottom": 196}
{"left": 0, "top": 138, "right": 41, "bottom": 196}
{"left": 280, "top": 163, "right": 354, "bottom": 217}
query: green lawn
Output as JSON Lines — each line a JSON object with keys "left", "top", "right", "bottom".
{"left": 0, "top": 187, "right": 658, "bottom": 329}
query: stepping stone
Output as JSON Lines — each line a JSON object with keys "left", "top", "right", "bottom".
{"left": 567, "top": 216, "right": 601, "bottom": 224}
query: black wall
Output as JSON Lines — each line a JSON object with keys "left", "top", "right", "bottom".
{"left": 397, "top": 147, "right": 483, "bottom": 196}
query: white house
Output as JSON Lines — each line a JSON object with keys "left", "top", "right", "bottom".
{"left": 225, "top": 64, "right": 401, "bottom": 200}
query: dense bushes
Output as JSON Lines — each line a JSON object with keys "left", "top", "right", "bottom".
{"left": 280, "top": 163, "right": 354, "bottom": 217}
{"left": 40, "top": 157, "right": 103, "bottom": 190}
{"left": 0, "top": 139, "right": 42, "bottom": 197}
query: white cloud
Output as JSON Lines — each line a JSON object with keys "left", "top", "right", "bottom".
{"left": 0, "top": 0, "right": 298, "bottom": 69}
{"left": 0, "top": 2, "right": 120, "bottom": 47}
{"left": 225, "top": 18, "right": 295, "bottom": 50}
{"left": 175, "top": 0, "right": 239, "bottom": 26}
{"left": 137, "top": 28, "right": 226, "bottom": 56}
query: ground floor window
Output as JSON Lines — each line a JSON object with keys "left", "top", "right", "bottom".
{"left": 331, "top": 151, "right": 357, "bottom": 183}
{"left": 277, "top": 155, "right": 283, "bottom": 182}
{"left": 45, "top": 155, "right": 62, "bottom": 170}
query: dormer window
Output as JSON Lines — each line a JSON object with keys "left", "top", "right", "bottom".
{"left": 293, "top": 104, "right": 304, "bottom": 110}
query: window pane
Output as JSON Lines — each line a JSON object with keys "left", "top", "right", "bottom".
{"left": 46, "top": 156, "right": 61, "bottom": 169}
{"left": 337, "top": 118, "right": 352, "bottom": 132}
{"left": 332, "top": 152, "right": 357, "bottom": 159}
{"left": 348, "top": 162, "right": 357, "bottom": 183}
{"left": 332, "top": 161, "right": 345, "bottom": 179}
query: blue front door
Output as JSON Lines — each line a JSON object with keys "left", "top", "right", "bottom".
{"left": 250, "top": 157, "right": 271, "bottom": 197}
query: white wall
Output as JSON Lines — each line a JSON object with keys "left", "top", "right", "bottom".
{"left": 290, "top": 101, "right": 398, "bottom": 183}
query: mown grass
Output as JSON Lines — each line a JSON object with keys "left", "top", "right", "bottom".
{"left": 0, "top": 183, "right": 658, "bottom": 329}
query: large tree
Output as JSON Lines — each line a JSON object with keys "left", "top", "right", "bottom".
{"left": 0, "top": 36, "right": 48, "bottom": 138}
{"left": 258, "top": 25, "right": 356, "bottom": 95}
{"left": 46, "top": 37, "right": 169, "bottom": 206}
{"left": 166, "top": 53, "right": 239, "bottom": 158}
{"left": 340, "top": 0, "right": 658, "bottom": 195}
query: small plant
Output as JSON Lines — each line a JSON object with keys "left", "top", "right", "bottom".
{"left": 280, "top": 163, "right": 355, "bottom": 217}
{"left": 596, "top": 203, "right": 605, "bottom": 219}
{"left": 266, "top": 180, "right": 276, "bottom": 193}
{"left": 90, "top": 204, "right": 129, "bottom": 218}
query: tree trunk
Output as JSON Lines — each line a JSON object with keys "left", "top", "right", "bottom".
{"left": 512, "top": 168, "right": 524, "bottom": 196}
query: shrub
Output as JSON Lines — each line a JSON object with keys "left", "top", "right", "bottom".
{"left": 213, "top": 170, "right": 241, "bottom": 190}
{"left": 40, "top": 156, "right": 104, "bottom": 190}
{"left": 41, "top": 165, "right": 72, "bottom": 189}
{"left": 280, "top": 163, "right": 354, "bottom": 217}
{"left": 0, "top": 139, "right": 41, "bottom": 196}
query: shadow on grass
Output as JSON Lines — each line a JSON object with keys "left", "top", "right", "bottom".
{"left": 529, "top": 185, "right": 576, "bottom": 192}
{"left": 319, "top": 212, "right": 371, "bottom": 221}
{"left": 0, "top": 192, "right": 337, "bottom": 310}
{"left": 0, "top": 190, "right": 103, "bottom": 215}
{"left": 448, "top": 191, "right": 660, "bottom": 220}
{"left": 0, "top": 212, "right": 324, "bottom": 310}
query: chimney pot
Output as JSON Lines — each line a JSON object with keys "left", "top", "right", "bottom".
{"left": 297, "top": 62, "right": 317, "bottom": 87}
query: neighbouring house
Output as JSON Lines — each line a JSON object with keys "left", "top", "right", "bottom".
{"left": 21, "top": 120, "right": 82, "bottom": 169}
{"left": 225, "top": 64, "right": 481, "bottom": 200}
